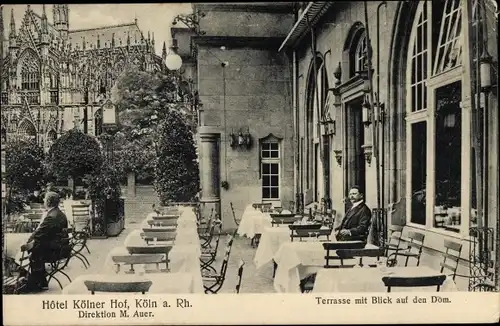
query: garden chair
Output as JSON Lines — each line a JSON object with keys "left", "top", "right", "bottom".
{"left": 289, "top": 224, "right": 332, "bottom": 242}
{"left": 382, "top": 275, "right": 447, "bottom": 292}
{"left": 72, "top": 204, "right": 91, "bottom": 234}
{"left": 229, "top": 202, "right": 240, "bottom": 226}
{"left": 141, "top": 231, "right": 176, "bottom": 244}
{"left": 388, "top": 231, "right": 425, "bottom": 267}
{"left": 202, "top": 235, "right": 236, "bottom": 294}
{"left": 439, "top": 240, "right": 463, "bottom": 281}
{"left": 200, "top": 217, "right": 222, "bottom": 249}
{"left": 45, "top": 236, "right": 73, "bottom": 289}
{"left": 85, "top": 279, "right": 152, "bottom": 294}
{"left": 235, "top": 259, "right": 245, "bottom": 294}
{"left": 112, "top": 253, "right": 168, "bottom": 274}
{"left": 67, "top": 227, "right": 91, "bottom": 269}
{"left": 200, "top": 231, "right": 222, "bottom": 273}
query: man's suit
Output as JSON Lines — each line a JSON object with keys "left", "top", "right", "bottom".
{"left": 27, "top": 207, "right": 70, "bottom": 287}
{"left": 335, "top": 201, "right": 372, "bottom": 242}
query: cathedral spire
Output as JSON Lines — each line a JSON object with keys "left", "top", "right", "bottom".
{"left": 9, "top": 8, "right": 16, "bottom": 45}
{"left": 41, "top": 4, "right": 48, "bottom": 35}
{"left": 162, "top": 41, "right": 167, "bottom": 60}
{"left": 82, "top": 36, "right": 86, "bottom": 51}
{"left": 111, "top": 33, "right": 115, "bottom": 47}
{"left": 127, "top": 32, "right": 130, "bottom": 47}
{"left": 0, "top": 7, "right": 3, "bottom": 59}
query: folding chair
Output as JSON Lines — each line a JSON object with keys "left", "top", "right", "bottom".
{"left": 270, "top": 214, "right": 302, "bottom": 227}
{"left": 112, "top": 253, "right": 168, "bottom": 274}
{"left": 388, "top": 231, "right": 425, "bottom": 266}
{"left": 45, "top": 237, "right": 73, "bottom": 289}
{"left": 200, "top": 231, "right": 222, "bottom": 273}
{"left": 235, "top": 259, "right": 245, "bottom": 294}
{"left": 67, "top": 227, "right": 91, "bottom": 269}
{"left": 202, "top": 236, "right": 236, "bottom": 294}
{"left": 229, "top": 202, "right": 240, "bottom": 226}
{"left": 439, "top": 240, "right": 463, "bottom": 281}
{"left": 141, "top": 231, "right": 176, "bottom": 244}
{"left": 85, "top": 279, "right": 152, "bottom": 294}
{"left": 382, "top": 275, "right": 447, "bottom": 292}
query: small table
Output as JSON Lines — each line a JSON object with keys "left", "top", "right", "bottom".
{"left": 254, "top": 226, "right": 290, "bottom": 270}
{"left": 237, "top": 205, "right": 272, "bottom": 239}
{"left": 312, "top": 266, "right": 458, "bottom": 292}
{"left": 273, "top": 240, "right": 379, "bottom": 293}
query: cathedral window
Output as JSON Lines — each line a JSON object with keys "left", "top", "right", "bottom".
{"left": 20, "top": 55, "right": 41, "bottom": 104}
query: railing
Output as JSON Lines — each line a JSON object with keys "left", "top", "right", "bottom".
{"left": 468, "top": 226, "right": 496, "bottom": 291}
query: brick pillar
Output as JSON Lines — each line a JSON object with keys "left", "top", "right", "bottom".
{"left": 199, "top": 126, "right": 221, "bottom": 221}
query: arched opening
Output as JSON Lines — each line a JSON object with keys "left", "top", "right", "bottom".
{"left": 18, "top": 119, "right": 37, "bottom": 142}
{"left": 304, "top": 55, "right": 329, "bottom": 204}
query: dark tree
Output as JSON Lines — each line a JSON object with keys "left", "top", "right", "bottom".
{"left": 154, "top": 109, "right": 200, "bottom": 203}
{"left": 46, "top": 129, "right": 103, "bottom": 195}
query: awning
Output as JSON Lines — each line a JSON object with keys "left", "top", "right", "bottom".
{"left": 278, "top": 2, "right": 334, "bottom": 52}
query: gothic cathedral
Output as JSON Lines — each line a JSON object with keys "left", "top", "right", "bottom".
{"left": 0, "top": 5, "right": 165, "bottom": 150}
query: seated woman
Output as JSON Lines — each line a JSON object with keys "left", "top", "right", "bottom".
{"left": 25, "top": 191, "right": 70, "bottom": 291}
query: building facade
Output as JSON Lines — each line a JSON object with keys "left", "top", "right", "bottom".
{"left": 184, "top": 3, "right": 296, "bottom": 228}
{"left": 186, "top": 1, "right": 498, "bottom": 290}
{"left": 0, "top": 5, "right": 164, "bottom": 149}
{"left": 286, "top": 0, "right": 498, "bottom": 290}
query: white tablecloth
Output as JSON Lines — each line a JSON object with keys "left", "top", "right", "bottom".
{"left": 4, "top": 233, "right": 31, "bottom": 262}
{"left": 254, "top": 226, "right": 290, "bottom": 269}
{"left": 237, "top": 205, "right": 272, "bottom": 238}
{"left": 273, "top": 240, "right": 379, "bottom": 293}
{"left": 62, "top": 272, "right": 202, "bottom": 294}
{"left": 312, "top": 266, "right": 458, "bottom": 292}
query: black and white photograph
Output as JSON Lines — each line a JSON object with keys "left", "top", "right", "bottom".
{"left": 1, "top": 1, "right": 499, "bottom": 324}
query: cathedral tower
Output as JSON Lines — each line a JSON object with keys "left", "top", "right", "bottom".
{"left": 53, "top": 4, "right": 69, "bottom": 40}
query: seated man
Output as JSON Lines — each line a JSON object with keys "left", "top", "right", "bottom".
{"left": 25, "top": 191, "right": 70, "bottom": 291}
{"left": 335, "top": 186, "right": 372, "bottom": 242}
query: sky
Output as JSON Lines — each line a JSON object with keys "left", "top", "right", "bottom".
{"left": 2, "top": 4, "right": 193, "bottom": 56}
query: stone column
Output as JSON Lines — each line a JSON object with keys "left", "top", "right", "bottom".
{"left": 198, "top": 126, "right": 221, "bottom": 222}
{"left": 127, "top": 172, "right": 136, "bottom": 197}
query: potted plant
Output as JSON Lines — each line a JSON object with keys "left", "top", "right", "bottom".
{"left": 84, "top": 161, "right": 124, "bottom": 237}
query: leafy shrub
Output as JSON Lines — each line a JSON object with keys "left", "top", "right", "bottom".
{"left": 84, "top": 161, "right": 122, "bottom": 223}
{"left": 4, "top": 139, "right": 46, "bottom": 215}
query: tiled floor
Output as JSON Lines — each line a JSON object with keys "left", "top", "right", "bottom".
{"left": 32, "top": 220, "right": 275, "bottom": 294}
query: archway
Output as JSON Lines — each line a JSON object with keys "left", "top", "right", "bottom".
{"left": 17, "top": 118, "right": 37, "bottom": 142}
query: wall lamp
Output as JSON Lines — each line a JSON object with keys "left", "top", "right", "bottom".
{"left": 362, "top": 95, "right": 372, "bottom": 127}
{"left": 165, "top": 38, "right": 183, "bottom": 71}
{"left": 172, "top": 10, "right": 206, "bottom": 35}
{"left": 480, "top": 49, "right": 496, "bottom": 93}
{"left": 229, "top": 128, "right": 252, "bottom": 149}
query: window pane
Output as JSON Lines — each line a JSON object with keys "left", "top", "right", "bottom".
{"left": 263, "top": 175, "right": 270, "bottom": 187}
{"left": 270, "top": 143, "right": 279, "bottom": 150}
{"left": 270, "top": 176, "right": 279, "bottom": 187}
{"left": 410, "top": 122, "right": 427, "bottom": 225}
{"left": 270, "top": 150, "right": 279, "bottom": 158}
{"left": 262, "top": 187, "right": 270, "bottom": 199}
{"left": 262, "top": 143, "right": 270, "bottom": 150}
{"left": 270, "top": 163, "right": 279, "bottom": 174}
{"left": 262, "top": 163, "right": 270, "bottom": 174}
{"left": 270, "top": 188, "right": 279, "bottom": 199}
{"left": 434, "top": 81, "right": 462, "bottom": 232}
{"left": 262, "top": 150, "right": 270, "bottom": 158}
